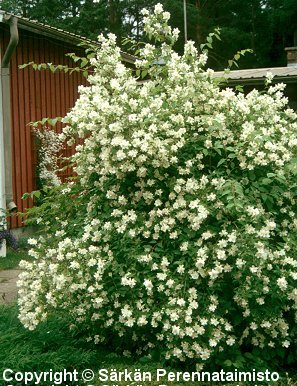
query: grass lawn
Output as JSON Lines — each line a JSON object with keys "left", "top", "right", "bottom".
{"left": 0, "top": 248, "right": 30, "bottom": 270}
{"left": 0, "top": 304, "right": 296, "bottom": 386}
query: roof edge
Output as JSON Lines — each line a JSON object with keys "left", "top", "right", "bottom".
{"left": 214, "top": 66, "right": 297, "bottom": 85}
{"left": 0, "top": 10, "right": 135, "bottom": 64}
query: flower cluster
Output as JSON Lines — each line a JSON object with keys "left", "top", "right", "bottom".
{"left": 33, "top": 127, "right": 64, "bottom": 186}
{"left": 141, "top": 4, "right": 179, "bottom": 45}
{"left": 18, "top": 4, "right": 297, "bottom": 369}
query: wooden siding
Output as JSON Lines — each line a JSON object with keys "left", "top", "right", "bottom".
{"left": 1, "top": 25, "right": 86, "bottom": 228}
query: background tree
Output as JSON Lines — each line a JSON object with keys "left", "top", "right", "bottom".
{"left": 264, "top": 0, "right": 297, "bottom": 66}
{"left": 0, "top": 0, "right": 296, "bottom": 69}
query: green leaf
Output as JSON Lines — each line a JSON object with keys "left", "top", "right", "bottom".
{"left": 80, "top": 58, "right": 88, "bottom": 68}
{"left": 141, "top": 70, "right": 148, "bottom": 79}
{"left": 32, "top": 190, "right": 41, "bottom": 199}
{"left": 249, "top": 171, "right": 256, "bottom": 181}
{"left": 50, "top": 118, "right": 59, "bottom": 126}
{"left": 261, "top": 193, "right": 268, "bottom": 202}
{"left": 73, "top": 55, "right": 81, "bottom": 63}
{"left": 235, "top": 85, "right": 244, "bottom": 92}
{"left": 217, "top": 159, "right": 226, "bottom": 166}
{"left": 87, "top": 52, "right": 96, "bottom": 60}
{"left": 224, "top": 359, "right": 233, "bottom": 367}
{"left": 234, "top": 184, "right": 243, "bottom": 194}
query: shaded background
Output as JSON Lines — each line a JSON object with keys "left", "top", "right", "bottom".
{"left": 1, "top": 0, "right": 297, "bottom": 69}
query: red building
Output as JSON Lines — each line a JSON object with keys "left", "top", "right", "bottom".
{"left": 0, "top": 11, "right": 134, "bottom": 228}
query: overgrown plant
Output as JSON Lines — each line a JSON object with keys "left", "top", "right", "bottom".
{"left": 18, "top": 4, "right": 297, "bottom": 371}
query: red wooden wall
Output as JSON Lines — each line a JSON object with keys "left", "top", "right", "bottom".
{"left": 1, "top": 25, "right": 87, "bottom": 228}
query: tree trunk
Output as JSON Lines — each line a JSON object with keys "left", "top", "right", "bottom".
{"left": 109, "top": 0, "right": 121, "bottom": 41}
{"left": 195, "top": 0, "right": 203, "bottom": 45}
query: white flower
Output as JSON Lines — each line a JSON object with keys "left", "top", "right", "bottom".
{"left": 277, "top": 277, "right": 288, "bottom": 290}
{"left": 226, "top": 337, "right": 236, "bottom": 346}
{"left": 209, "top": 339, "right": 218, "bottom": 347}
{"left": 282, "top": 340, "right": 290, "bottom": 348}
{"left": 172, "top": 325, "right": 181, "bottom": 335}
{"left": 28, "top": 238, "right": 37, "bottom": 245}
{"left": 154, "top": 3, "right": 164, "bottom": 14}
{"left": 265, "top": 71, "right": 274, "bottom": 84}
{"left": 121, "top": 275, "right": 136, "bottom": 288}
{"left": 144, "top": 279, "right": 153, "bottom": 290}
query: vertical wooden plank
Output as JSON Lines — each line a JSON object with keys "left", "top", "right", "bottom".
{"left": 23, "top": 35, "right": 33, "bottom": 216}
{"left": 44, "top": 38, "right": 52, "bottom": 120}
{"left": 65, "top": 51, "right": 73, "bottom": 183}
{"left": 10, "top": 42, "right": 22, "bottom": 227}
{"left": 29, "top": 34, "right": 38, "bottom": 196}
{"left": 40, "top": 37, "right": 47, "bottom": 124}
{"left": 60, "top": 59, "right": 66, "bottom": 123}
{"left": 18, "top": 38, "right": 29, "bottom": 225}
{"left": 64, "top": 46, "right": 70, "bottom": 118}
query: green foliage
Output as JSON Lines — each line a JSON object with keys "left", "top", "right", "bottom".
{"left": 199, "top": 27, "right": 221, "bottom": 53}
{"left": 18, "top": 45, "right": 96, "bottom": 78}
{"left": 0, "top": 304, "right": 104, "bottom": 380}
{"left": 227, "top": 49, "right": 254, "bottom": 70}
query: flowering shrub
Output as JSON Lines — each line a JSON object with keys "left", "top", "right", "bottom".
{"left": 18, "top": 4, "right": 297, "bottom": 370}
